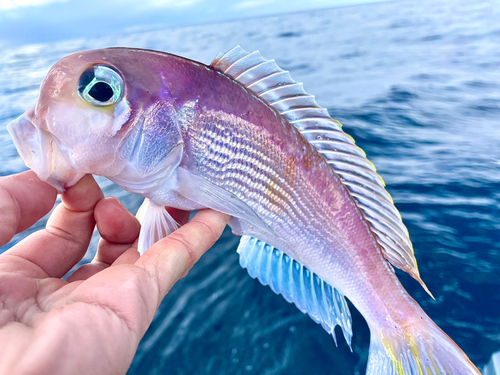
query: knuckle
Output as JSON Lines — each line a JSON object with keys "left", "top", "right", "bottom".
{"left": 191, "top": 218, "right": 218, "bottom": 242}
{"left": 46, "top": 225, "right": 81, "bottom": 246}
{"left": 167, "top": 232, "right": 198, "bottom": 269}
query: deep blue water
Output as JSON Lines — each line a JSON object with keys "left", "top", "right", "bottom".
{"left": 0, "top": 0, "right": 499, "bottom": 373}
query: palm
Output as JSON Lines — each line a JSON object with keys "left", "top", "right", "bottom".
{"left": 0, "top": 172, "right": 228, "bottom": 375}
{"left": 1, "top": 257, "right": 144, "bottom": 375}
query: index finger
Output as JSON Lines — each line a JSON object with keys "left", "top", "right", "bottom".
{"left": 0, "top": 171, "right": 57, "bottom": 247}
{"left": 5, "top": 174, "right": 104, "bottom": 278}
{"left": 136, "top": 209, "right": 229, "bottom": 306}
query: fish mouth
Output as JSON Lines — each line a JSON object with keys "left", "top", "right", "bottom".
{"left": 7, "top": 109, "right": 84, "bottom": 193}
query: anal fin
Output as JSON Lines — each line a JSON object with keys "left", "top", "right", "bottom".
{"left": 237, "top": 235, "right": 353, "bottom": 347}
{"left": 136, "top": 198, "right": 179, "bottom": 255}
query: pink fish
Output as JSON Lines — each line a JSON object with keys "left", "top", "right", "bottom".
{"left": 7, "top": 46, "right": 480, "bottom": 374}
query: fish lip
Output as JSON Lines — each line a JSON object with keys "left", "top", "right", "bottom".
{"left": 7, "top": 110, "right": 52, "bottom": 179}
{"left": 7, "top": 110, "right": 83, "bottom": 193}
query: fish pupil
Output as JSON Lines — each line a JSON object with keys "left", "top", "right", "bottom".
{"left": 78, "top": 69, "right": 94, "bottom": 93}
{"left": 88, "top": 82, "right": 114, "bottom": 103}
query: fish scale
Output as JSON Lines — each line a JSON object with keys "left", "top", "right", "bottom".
{"left": 189, "top": 115, "right": 309, "bottom": 224}
{"left": 184, "top": 109, "right": 379, "bottom": 300}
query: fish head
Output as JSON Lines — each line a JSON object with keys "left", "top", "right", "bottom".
{"left": 7, "top": 48, "right": 183, "bottom": 193}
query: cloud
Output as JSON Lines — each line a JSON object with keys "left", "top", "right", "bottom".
{"left": 0, "top": 0, "right": 68, "bottom": 10}
{"left": 145, "top": 0, "right": 203, "bottom": 7}
{"left": 234, "top": 0, "right": 276, "bottom": 9}
{"left": 0, "top": 0, "right": 201, "bottom": 11}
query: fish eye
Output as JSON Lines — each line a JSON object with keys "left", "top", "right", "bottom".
{"left": 77, "top": 65, "right": 124, "bottom": 106}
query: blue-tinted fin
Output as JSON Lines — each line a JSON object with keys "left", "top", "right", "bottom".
{"left": 212, "top": 46, "right": 432, "bottom": 296}
{"left": 237, "top": 235, "right": 353, "bottom": 347}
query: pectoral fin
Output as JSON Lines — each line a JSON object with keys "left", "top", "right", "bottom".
{"left": 136, "top": 198, "right": 179, "bottom": 255}
{"left": 176, "top": 167, "right": 275, "bottom": 237}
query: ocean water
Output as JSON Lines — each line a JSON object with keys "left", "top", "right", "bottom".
{"left": 1, "top": 0, "right": 499, "bottom": 373}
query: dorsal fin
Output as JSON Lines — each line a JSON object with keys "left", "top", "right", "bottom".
{"left": 211, "top": 46, "right": 431, "bottom": 296}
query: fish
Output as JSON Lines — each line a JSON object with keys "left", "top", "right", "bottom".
{"left": 7, "top": 46, "right": 480, "bottom": 375}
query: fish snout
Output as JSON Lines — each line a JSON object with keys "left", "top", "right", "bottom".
{"left": 7, "top": 111, "right": 84, "bottom": 192}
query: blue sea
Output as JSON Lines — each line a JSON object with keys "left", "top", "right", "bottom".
{"left": 0, "top": 0, "right": 499, "bottom": 373}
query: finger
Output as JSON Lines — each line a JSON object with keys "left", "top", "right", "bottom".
{"left": 68, "top": 205, "right": 189, "bottom": 282}
{"left": 136, "top": 209, "right": 229, "bottom": 305}
{"left": 7, "top": 174, "right": 104, "bottom": 278}
{"left": 0, "top": 171, "right": 57, "bottom": 247}
{"left": 113, "top": 246, "right": 141, "bottom": 266}
{"left": 109, "top": 207, "right": 191, "bottom": 267}
{"left": 95, "top": 205, "right": 190, "bottom": 267}
{"left": 66, "top": 262, "right": 108, "bottom": 282}
{"left": 93, "top": 197, "right": 141, "bottom": 265}
{"left": 96, "top": 197, "right": 141, "bottom": 245}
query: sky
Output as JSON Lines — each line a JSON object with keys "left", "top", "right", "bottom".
{"left": 0, "top": 0, "right": 378, "bottom": 46}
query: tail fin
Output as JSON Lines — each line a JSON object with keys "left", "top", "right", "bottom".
{"left": 367, "top": 317, "right": 480, "bottom": 375}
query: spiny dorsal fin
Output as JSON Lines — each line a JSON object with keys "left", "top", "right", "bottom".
{"left": 212, "top": 46, "right": 431, "bottom": 296}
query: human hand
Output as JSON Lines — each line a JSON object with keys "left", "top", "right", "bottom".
{"left": 0, "top": 171, "right": 229, "bottom": 375}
